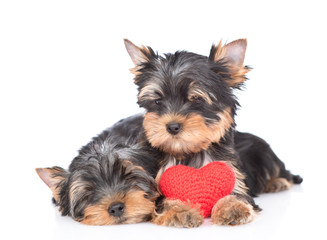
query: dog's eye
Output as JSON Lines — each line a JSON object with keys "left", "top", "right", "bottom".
{"left": 155, "top": 99, "right": 162, "bottom": 105}
{"left": 190, "top": 95, "right": 202, "bottom": 102}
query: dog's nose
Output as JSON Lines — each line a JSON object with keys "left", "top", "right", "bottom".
{"left": 108, "top": 202, "right": 125, "bottom": 217}
{"left": 166, "top": 122, "right": 183, "bottom": 135}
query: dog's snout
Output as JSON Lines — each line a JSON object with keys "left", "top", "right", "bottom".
{"left": 166, "top": 122, "right": 182, "bottom": 135}
{"left": 108, "top": 202, "right": 125, "bottom": 217}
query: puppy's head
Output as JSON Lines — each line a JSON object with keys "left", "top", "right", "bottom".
{"left": 124, "top": 39, "right": 249, "bottom": 158}
{"left": 36, "top": 157, "right": 158, "bottom": 225}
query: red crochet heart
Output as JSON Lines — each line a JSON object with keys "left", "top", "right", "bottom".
{"left": 159, "top": 162, "right": 236, "bottom": 218}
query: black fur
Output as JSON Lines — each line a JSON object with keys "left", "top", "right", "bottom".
{"left": 235, "top": 132, "right": 303, "bottom": 196}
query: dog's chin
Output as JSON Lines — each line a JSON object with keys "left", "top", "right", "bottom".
{"left": 147, "top": 130, "right": 212, "bottom": 158}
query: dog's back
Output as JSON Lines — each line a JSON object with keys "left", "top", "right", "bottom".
{"left": 235, "top": 131, "right": 303, "bottom": 196}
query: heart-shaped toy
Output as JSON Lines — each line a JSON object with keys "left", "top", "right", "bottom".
{"left": 159, "top": 161, "right": 236, "bottom": 218}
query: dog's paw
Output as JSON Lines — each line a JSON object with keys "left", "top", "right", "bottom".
{"left": 152, "top": 199, "right": 203, "bottom": 228}
{"left": 211, "top": 195, "right": 258, "bottom": 226}
{"left": 264, "top": 178, "right": 293, "bottom": 193}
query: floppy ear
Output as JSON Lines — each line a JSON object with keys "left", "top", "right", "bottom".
{"left": 124, "top": 39, "right": 153, "bottom": 66}
{"left": 209, "top": 39, "right": 250, "bottom": 87}
{"left": 36, "top": 167, "right": 68, "bottom": 202}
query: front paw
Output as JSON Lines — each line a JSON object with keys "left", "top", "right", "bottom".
{"left": 152, "top": 199, "right": 203, "bottom": 228}
{"left": 211, "top": 195, "right": 258, "bottom": 226}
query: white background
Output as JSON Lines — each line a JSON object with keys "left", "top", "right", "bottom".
{"left": 1, "top": 1, "right": 327, "bottom": 239}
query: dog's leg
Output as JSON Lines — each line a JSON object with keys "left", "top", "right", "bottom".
{"left": 234, "top": 132, "right": 303, "bottom": 195}
{"left": 264, "top": 178, "right": 292, "bottom": 193}
{"left": 263, "top": 172, "right": 303, "bottom": 193}
{"left": 152, "top": 198, "right": 204, "bottom": 228}
{"left": 211, "top": 160, "right": 261, "bottom": 226}
{"left": 211, "top": 170, "right": 260, "bottom": 226}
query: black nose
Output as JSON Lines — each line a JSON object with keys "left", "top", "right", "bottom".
{"left": 108, "top": 202, "right": 125, "bottom": 217}
{"left": 166, "top": 122, "right": 182, "bottom": 135}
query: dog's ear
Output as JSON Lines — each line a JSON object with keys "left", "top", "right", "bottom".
{"left": 124, "top": 39, "right": 153, "bottom": 66}
{"left": 36, "top": 167, "right": 68, "bottom": 202}
{"left": 209, "top": 39, "right": 250, "bottom": 87}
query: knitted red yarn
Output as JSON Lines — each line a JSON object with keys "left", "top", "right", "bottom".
{"left": 159, "top": 162, "right": 236, "bottom": 218}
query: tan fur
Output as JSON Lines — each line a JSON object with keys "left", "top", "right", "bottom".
{"left": 82, "top": 195, "right": 121, "bottom": 225}
{"left": 124, "top": 39, "right": 150, "bottom": 65}
{"left": 211, "top": 195, "right": 258, "bottom": 226}
{"left": 188, "top": 82, "right": 214, "bottom": 105}
{"left": 123, "top": 190, "right": 157, "bottom": 224}
{"left": 212, "top": 39, "right": 250, "bottom": 87}
{"left": 122, "top": 159, "right": 146, "bottom": 173}
{"left": 129, "top": 45, "right": 150, "bottom": 79}
{"left": 222, "top": 161, "right": 249, "bottom": 196}
{"left": 138, "top": 83, "right": 164, "bottom": 102}
{"left": 143, "top": 108, "right": 233, "bottom": 158}
{"left": 69, "top": 178, "right": 94, "bottom": 217}
{"left": 264, "top": 178, "right": 293, "bottom": 193}
{"left": 124, "top": 39, "right": 151, "bottom": 81}
{"left": 35, "top": 168, "right": 66, "bottom": 203}
{"left": 81, "top": 190, "right": 156, "bottom": 225}
{"left": 130, "top": 66, "right": 142, "bottom": 77}
{"left": 152, "top": 199, "right": 203, "bottom": 228}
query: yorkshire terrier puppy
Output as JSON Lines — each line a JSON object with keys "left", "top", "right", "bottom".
{"left": 36, "top": 116, "right": 160, "bottom": 225}
{"left": 123, "top": 39, "right": 303, "bottom": 227}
